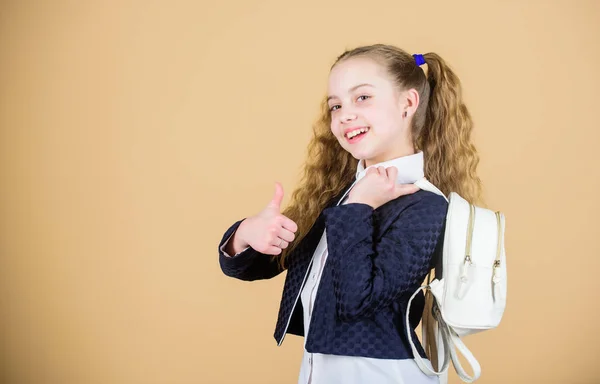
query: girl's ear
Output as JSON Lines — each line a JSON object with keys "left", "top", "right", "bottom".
{"left": 400, "top": 88, "right": 420, "bottom": 118}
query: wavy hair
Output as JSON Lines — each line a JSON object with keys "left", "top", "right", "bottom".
{"left": 279, "top": 44, "right": 483, "bottom": 270}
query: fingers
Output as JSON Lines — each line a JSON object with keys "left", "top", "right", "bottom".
{"left": 267, "top": 216, "right": 297, "bottom": 253}
{"left": 273, "top": 220, "right": 296, "bottom": 250}
{"left": 277, "top": 227, "right": 295, "bottom": 243}
{"left": 263, "top": 235, "right": 287, "bottom": 254}
{"left": 366, "top": 167, "right": 379, "bottom": 176}
{"left": 358, "top": 164, "right": 419, "bottom": 207}
{"left": 271, "top": 236, "right": 288, "bottom": 250}
{"left": 371, "top": 166, "right": 398, "bottom": 181}
{"left": 395, "top": 183, "right": 420, "bottom": 197}
{"left": 274, "top": 238, "right": 289, "bottom": 249}
{"left": 264, "top": 246, "right": 283, "bottom": 255}
{"left": 280, "top": 216, "right": 298, "bottom": 233}
{"left": 385, "top": 166, "right": 398, "bottom": 182}
{"left": 366, "top": 166, "right": 389, "bottom": 179}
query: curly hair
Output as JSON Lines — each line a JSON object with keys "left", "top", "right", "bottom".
{"left": 278, "top": 44, "right": 483, "bottom": 270}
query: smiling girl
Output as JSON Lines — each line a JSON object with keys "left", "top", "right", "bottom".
{"left": 218, "top": 44, "right": 482, "bottom": 384}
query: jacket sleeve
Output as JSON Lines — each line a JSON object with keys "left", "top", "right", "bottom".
{"left": 217, "top": 219, "right": 286, "bottom": 281}
{"left": 322, "top": 194, "right": 447, "bottom": 321}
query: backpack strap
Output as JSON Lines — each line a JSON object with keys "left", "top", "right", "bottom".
{"left": 445, "top": 328, "right": 482, "bottom": 383}
{"left": 414, "top": 178, "right": 449, "bottom": 202}
{"left": 406, "top": 286, "right": 450, "bottom": 375}
{"left": 407, "top": 285, "right": 483, "bottom": 383}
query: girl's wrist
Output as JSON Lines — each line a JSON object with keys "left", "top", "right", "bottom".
{"left": 233, "top": 219, "right": 251, "bottom": 249}
{"left": 346, "top": 198, "right": 376, "bottom": 209}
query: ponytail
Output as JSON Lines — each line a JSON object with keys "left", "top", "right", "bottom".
{"left": 418, "top": 52, "right": 483, "bottom": 205}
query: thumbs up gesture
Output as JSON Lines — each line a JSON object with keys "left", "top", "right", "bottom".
{"left": 346, "top": 166, "right": 420, "bottom": 209}
{"left": 235, "top": 182, "right": 299, "bottom": 256}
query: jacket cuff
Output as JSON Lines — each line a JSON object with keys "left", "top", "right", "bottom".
{"left": 220, "top": 231, "right": 250, "bottom": 258}
{"left": 218, "top": 219, "right": 256, "bottom": 269}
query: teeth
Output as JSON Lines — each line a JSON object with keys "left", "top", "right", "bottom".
{"left": 346, "top": 127, "right": 369, "bottom": 139}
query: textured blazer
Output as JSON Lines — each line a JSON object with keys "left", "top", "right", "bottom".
{"left": 218, "top": 183, "right": 448, "bottom": 360}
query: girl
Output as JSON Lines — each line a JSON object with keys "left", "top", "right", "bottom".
{"left": 218, "top": 44, "right": 482, "bottom": 384}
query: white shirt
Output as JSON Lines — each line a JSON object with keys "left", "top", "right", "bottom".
{"left": 297, "top": 151, "right": 439, "bottom": 384}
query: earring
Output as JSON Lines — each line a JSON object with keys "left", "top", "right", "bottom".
{"left": 403, "top": 111, "right": 408, "bottom": 118}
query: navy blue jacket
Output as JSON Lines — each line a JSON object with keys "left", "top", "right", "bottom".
{"left": 218, "top": 183, "right": 448, "bottom": 360}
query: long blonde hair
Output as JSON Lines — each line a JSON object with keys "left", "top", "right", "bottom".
{"left": 275, "top": 45, "right": 484, "bottom": 365}
{"left": 279, "top": 45, "right": 482, "bottom": 272}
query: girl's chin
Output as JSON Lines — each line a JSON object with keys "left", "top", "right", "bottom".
{"left": 346, "top": 146, "right": 372, "bottom": 159}
{"left": 339, "top": 139, "right": 374, "bottom": 159}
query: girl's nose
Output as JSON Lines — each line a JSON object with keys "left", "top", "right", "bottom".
{"left": 340, "top": 113, "right": 357, "bottom": 123}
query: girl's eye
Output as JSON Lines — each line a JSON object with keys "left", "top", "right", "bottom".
{"left": 329, "top": 96, "right": 369, "bottom": 112}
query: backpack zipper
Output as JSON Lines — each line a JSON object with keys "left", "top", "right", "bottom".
{"left": 492, "top": 211, "right": 503, "bottom": 301}
{"left": 458, "top": 204, "right": 476, "bottom": 294}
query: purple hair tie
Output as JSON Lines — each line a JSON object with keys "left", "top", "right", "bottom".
{"left": 413, "top": 54, "right": 426, "bottom": 66}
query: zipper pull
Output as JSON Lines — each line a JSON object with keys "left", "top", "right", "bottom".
{"left": 492, "top": 260, "right": 502, "bottom": 301}
{"left": 492, "top": 260, "right": 501, "bottom": 284}
{"left": 457, "top": 255, "right": 472, "bottom": 299}
{"left": 460, "top": 255, "right": 472, "bottom": 282}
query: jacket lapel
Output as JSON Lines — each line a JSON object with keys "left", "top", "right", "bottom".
{"left": 372, "top": 192, "right": 421, "bottom": 239}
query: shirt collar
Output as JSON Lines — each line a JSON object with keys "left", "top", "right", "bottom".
{"left": 355, "top": 151, "right": 425, "bottom": 184}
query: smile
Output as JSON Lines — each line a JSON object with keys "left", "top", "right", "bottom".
{"left": 345, "top": 127, "right": 370, "bottom": 143}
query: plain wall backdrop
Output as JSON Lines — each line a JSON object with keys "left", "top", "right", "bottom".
{"left": 1, "top": 0, "right": 599, "bottom": 383}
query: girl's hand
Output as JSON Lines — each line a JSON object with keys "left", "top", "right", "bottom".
{"left": 235, "top": 182, "right": 298, "bottom": 255}
{"left": 346, "top": 166, "right": 420, "bottom": 209}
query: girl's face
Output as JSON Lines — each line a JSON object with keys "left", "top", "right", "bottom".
{"left": 327, "top": 57, "right": 414, "bottom": 167}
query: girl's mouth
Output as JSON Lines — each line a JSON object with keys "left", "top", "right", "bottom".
{"left": 345, "top": 127, "right": 370, "bottom": 144}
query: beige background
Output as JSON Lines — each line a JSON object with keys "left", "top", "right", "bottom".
{"left": 0, "top": 0, "right": 598, "bottom": 383}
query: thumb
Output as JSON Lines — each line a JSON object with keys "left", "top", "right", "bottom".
{"left": 395, "top": 183, "right": 420, "bottom": 197}
{"left": 268, "top": 182, "right": 284, "bottom": 211}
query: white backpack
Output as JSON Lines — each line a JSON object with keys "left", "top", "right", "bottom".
{"left": 406, "top": 178, "right": 507, "bottom": 383}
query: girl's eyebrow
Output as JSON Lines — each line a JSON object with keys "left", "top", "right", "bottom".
{"left": 327, "top": 83, "right": 375, "bottom": 102}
